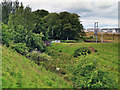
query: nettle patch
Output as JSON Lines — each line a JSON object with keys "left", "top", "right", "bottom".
{"left": 74, "top": 47, "right": 98, "bottom": 57}
{"left": 74, "top": 47, "right": 91, "bottom": 57}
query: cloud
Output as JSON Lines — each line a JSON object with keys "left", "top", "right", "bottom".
{"left": 81, "top": 17, "right": 118, "bottom": 28}
{"left": 14, "top": 0, "right": 119, "bottom": 28}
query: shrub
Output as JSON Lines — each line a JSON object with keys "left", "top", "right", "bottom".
{"left": 75, "top": 39, "right": 84, "bottom": 43}
{"left": 65, "top": 40, "right": 76, "bottom": 43}
{"left": 90, "top": 36, "right": 93, "bottom": 39}
{"left": 2, "top": 24, "right": 12, "bottom": 47}
{"left": 26, "top": 51, "right": 53, "bottom": 65}
{"left": 10, "top": 43, "right": 29, "bottom": 55}
{"left": 60, "top": 40, "right": 66, "bottom": 43}
{"left": 95, "top": 49, "right": 98, "bottom": 52}
{"left": 74, "top": 47, "right": 91, "bottom": 57}
{"left": 72, "top": 58, "right": 115, "bottom": 88}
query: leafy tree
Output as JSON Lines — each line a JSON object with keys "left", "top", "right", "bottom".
{"left": 2, "top": 0, "right": 19, "bottom": 24}
{"left": 12, "top": 0, "right": 19, "bottom": 15}
{"left": 2, "top": 0, "right": 12, "bottom": 24}
{"left": 52, "top": 11, "right": 84, "bottom": 40}
{"left": 32, "top": 9, "right": 49, "bottom": 40}
{"left": 2, "top": 23, "right": 12, "bottom": 46}
{"left": 43, "top": 13, "right": 59, "bottom": 39}
{"left": 5, "top": 3, "right": 45, "bottom": 52}
{"left": 33, "top": 9, "right": 49, "bottom": 18}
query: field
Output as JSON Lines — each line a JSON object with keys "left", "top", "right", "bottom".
{"left": 85, "top": 32, "right": 120, "bottom": 42}
{"left": 45, "top": 42, "right": 119, "bottom": 88}
{"left": 1, "top": 39, "right": 119, "bottom": 88}
{"left": 2, "top": 45, "right": 72, "bottom": 88}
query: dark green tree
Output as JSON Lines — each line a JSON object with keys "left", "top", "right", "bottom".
{"left": 12, "top": 0, "right": 19, "bottom": 15}
{"left": 2, "top": 0, "right": 12, "bottom": 24}
{"left": 6, "top": 3, "right": 45, "bottom": 52}
{"left": 52, "top": 11, "right": 84, "bottom": 40}
{"left": 32, "top": 9, "right": 49, "bottom": 40}
{"left": 43, "top": 13, "right": 59, "bottom": 39}
{"left": 2, "top": 0, "right": 19, "bottom": 24}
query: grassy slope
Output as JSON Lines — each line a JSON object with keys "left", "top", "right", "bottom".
{"left": 45, "top": 42, "right": 119, "bottom": 87}
{"left": 2, "top": 45, "right": 72, "bottom": 88}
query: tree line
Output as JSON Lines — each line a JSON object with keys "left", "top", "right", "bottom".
{"left": 2, "top": 0, "right": 85, "bottom": 53}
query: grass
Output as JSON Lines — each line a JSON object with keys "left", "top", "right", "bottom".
{"left": 45, "top": 42, "right": 119, "bottom": 88}
{"left": 1, "top": 38, "right": 119, "bottom": 88}
{"left": 85, "top": 32, "right": 120, "bottom": 42}
{"left": 2, "top": 45, "right": 72, "bottom": 88}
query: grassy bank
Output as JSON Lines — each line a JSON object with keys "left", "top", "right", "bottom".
{"left": 2, "top": 45, "right": 72, "bottom": 88}
{"left": 45, "top": 42, "right": 119, "bottom": 88}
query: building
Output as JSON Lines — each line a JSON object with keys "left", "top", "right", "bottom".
{"left": 84, "top": 28, "right": 120, "bottom": 33}
{"left": 101, "top": 28, "right": 120, "bottom": 33}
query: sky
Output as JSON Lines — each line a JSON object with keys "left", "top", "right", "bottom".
{"left": 10, "top": 0, "right": 120, "bottom": 28}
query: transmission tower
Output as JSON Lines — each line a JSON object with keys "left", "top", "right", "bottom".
{"left": 94, "top": 22, "right": 98, "bottom": 43}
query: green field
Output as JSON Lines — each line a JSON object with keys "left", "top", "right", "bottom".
{"left": 45, "top": 42, "right": 119, "bottom": 88}
{"left": 1, "top": 42, "right": 119, "bottom": 88}
{"left": 85, "top": 32, "right": 120, "bottom": 42}
{"left": 2, "top": 45, "right": 72, "bottom": 88}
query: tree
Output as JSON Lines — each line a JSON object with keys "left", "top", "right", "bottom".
{"left": 12, "top": 0, "right": 19, "bottom": 15}
{"left": 2, "top": 23, "right": 12, "bottom": 46}
{"left": 32, "top": 9, "right": 49, "bottom": 40}
{"left": 33, "top": 9, "right": 49, "bottom": 18}
{"left": 2, "top": 0, "right": 19, "bottom": 24}
{"left": 6, "top": 3, "right": 45, "bottom": 52}
{"left": 2, "top": 0, "right": 12, "bottom": 24}
{"left": 52, "top": 11, "right": 84, "bottom": 40}
{"left": 43, "top": 13, "right": 59, "bottom": 39}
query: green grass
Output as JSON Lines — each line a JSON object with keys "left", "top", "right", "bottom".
{"left": 2, "top": 45, "right": 72, "bottom": 88}
{"left": 45, "top": 42, "right": 119, "bottom": 88}
{"left": 85, "top": 32, "right": 120, "bottom": 42}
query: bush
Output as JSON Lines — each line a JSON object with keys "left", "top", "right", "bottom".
{"left": 60, "top": 40, "right": 66, "bottom": 43}
{"left": 26, "top": 51, "right": 53, "bottom": 65}
{"left": 74, "top": 47, "right": 91, "bottom": 57}
{"left": 65, "top": 40, "right": 76, "bottom": 43}
{"left": 72, "top": 57, "right": 115, "bottom": 88}
{"left": 90, "top": 36, "right": 93, "bottom": 39}
{"left": 75, "top": 39, "right": 84, "bottom": 43}
{"left": 2, "top": 24, "right": 12, "bottom": 47}
{"left": 95, "top": 49, "right": 98, "bottom": 52}
{"left": 10, "top": 43, "right": 29, "bottom": 55}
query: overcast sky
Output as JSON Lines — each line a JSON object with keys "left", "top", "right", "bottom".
{"left": 12, "top": 0, "right": 119, "bottom": 28}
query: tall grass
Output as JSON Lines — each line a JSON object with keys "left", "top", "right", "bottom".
{"left": 2, "top": 45, "right": 72, "bottom": 88}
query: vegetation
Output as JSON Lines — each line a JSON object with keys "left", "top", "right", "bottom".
{"left": 1, "top": 0, "right": 119, "bottom": 89}
{"left": 2, "top": 45, "right": 72, "bottom": 88}
{"left": 45, "top": 43, "right": 119, "bottom": 88}
{"left": 85, "top": 32, "right": 120, "bottom": 42}
{"left": 74, "top": 47, "right": 91, "bottom": 57}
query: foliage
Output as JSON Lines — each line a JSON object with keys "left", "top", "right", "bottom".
{"left": 2, "top": 23, "right": 12, "bottom": 47}
{"left": 75, "top": 39, "right": 84, "bottom": 43}
{"left": 52, "top": 12, "right": 84, "bottom": 40}
{"left": 74, "top": 47, "right": 91, "bottom": 57}
{"left": 33, "top": 11, "right": 85, "bottom": 40}
{"left": 32, "top": 9, "right": 49, "bottom": 40}
{"left": 25, "top": 33, "right": 45, "bottom": 52}
{"left": 10, "top": 43, "right": 29, "bottom": 55}
{"left": 65, "top": 40, "right": 76, "bottom": 43}
{"left": 2, "top": 3, "right": 45, "bottom": 52}
{"left": 2, "top": 0, "right": 19, "bottom": 24}
{"left": 45, "top": 43, "right": 118, "bottom": 88}
{"left": 2, "top": 45, "right": 72, "bottom": 88}
{"left": 72, "top": 57, "right": 115, "bottom": 88}
{"left": 26, "top": 51, "right": 53, "bottom": 65}
{"left": 60, "top": 40, "right": 66, "bottom": 43}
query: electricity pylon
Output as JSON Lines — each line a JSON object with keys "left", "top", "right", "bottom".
{"left": 94, "top": 22, "right": 98, "bottom": 43}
